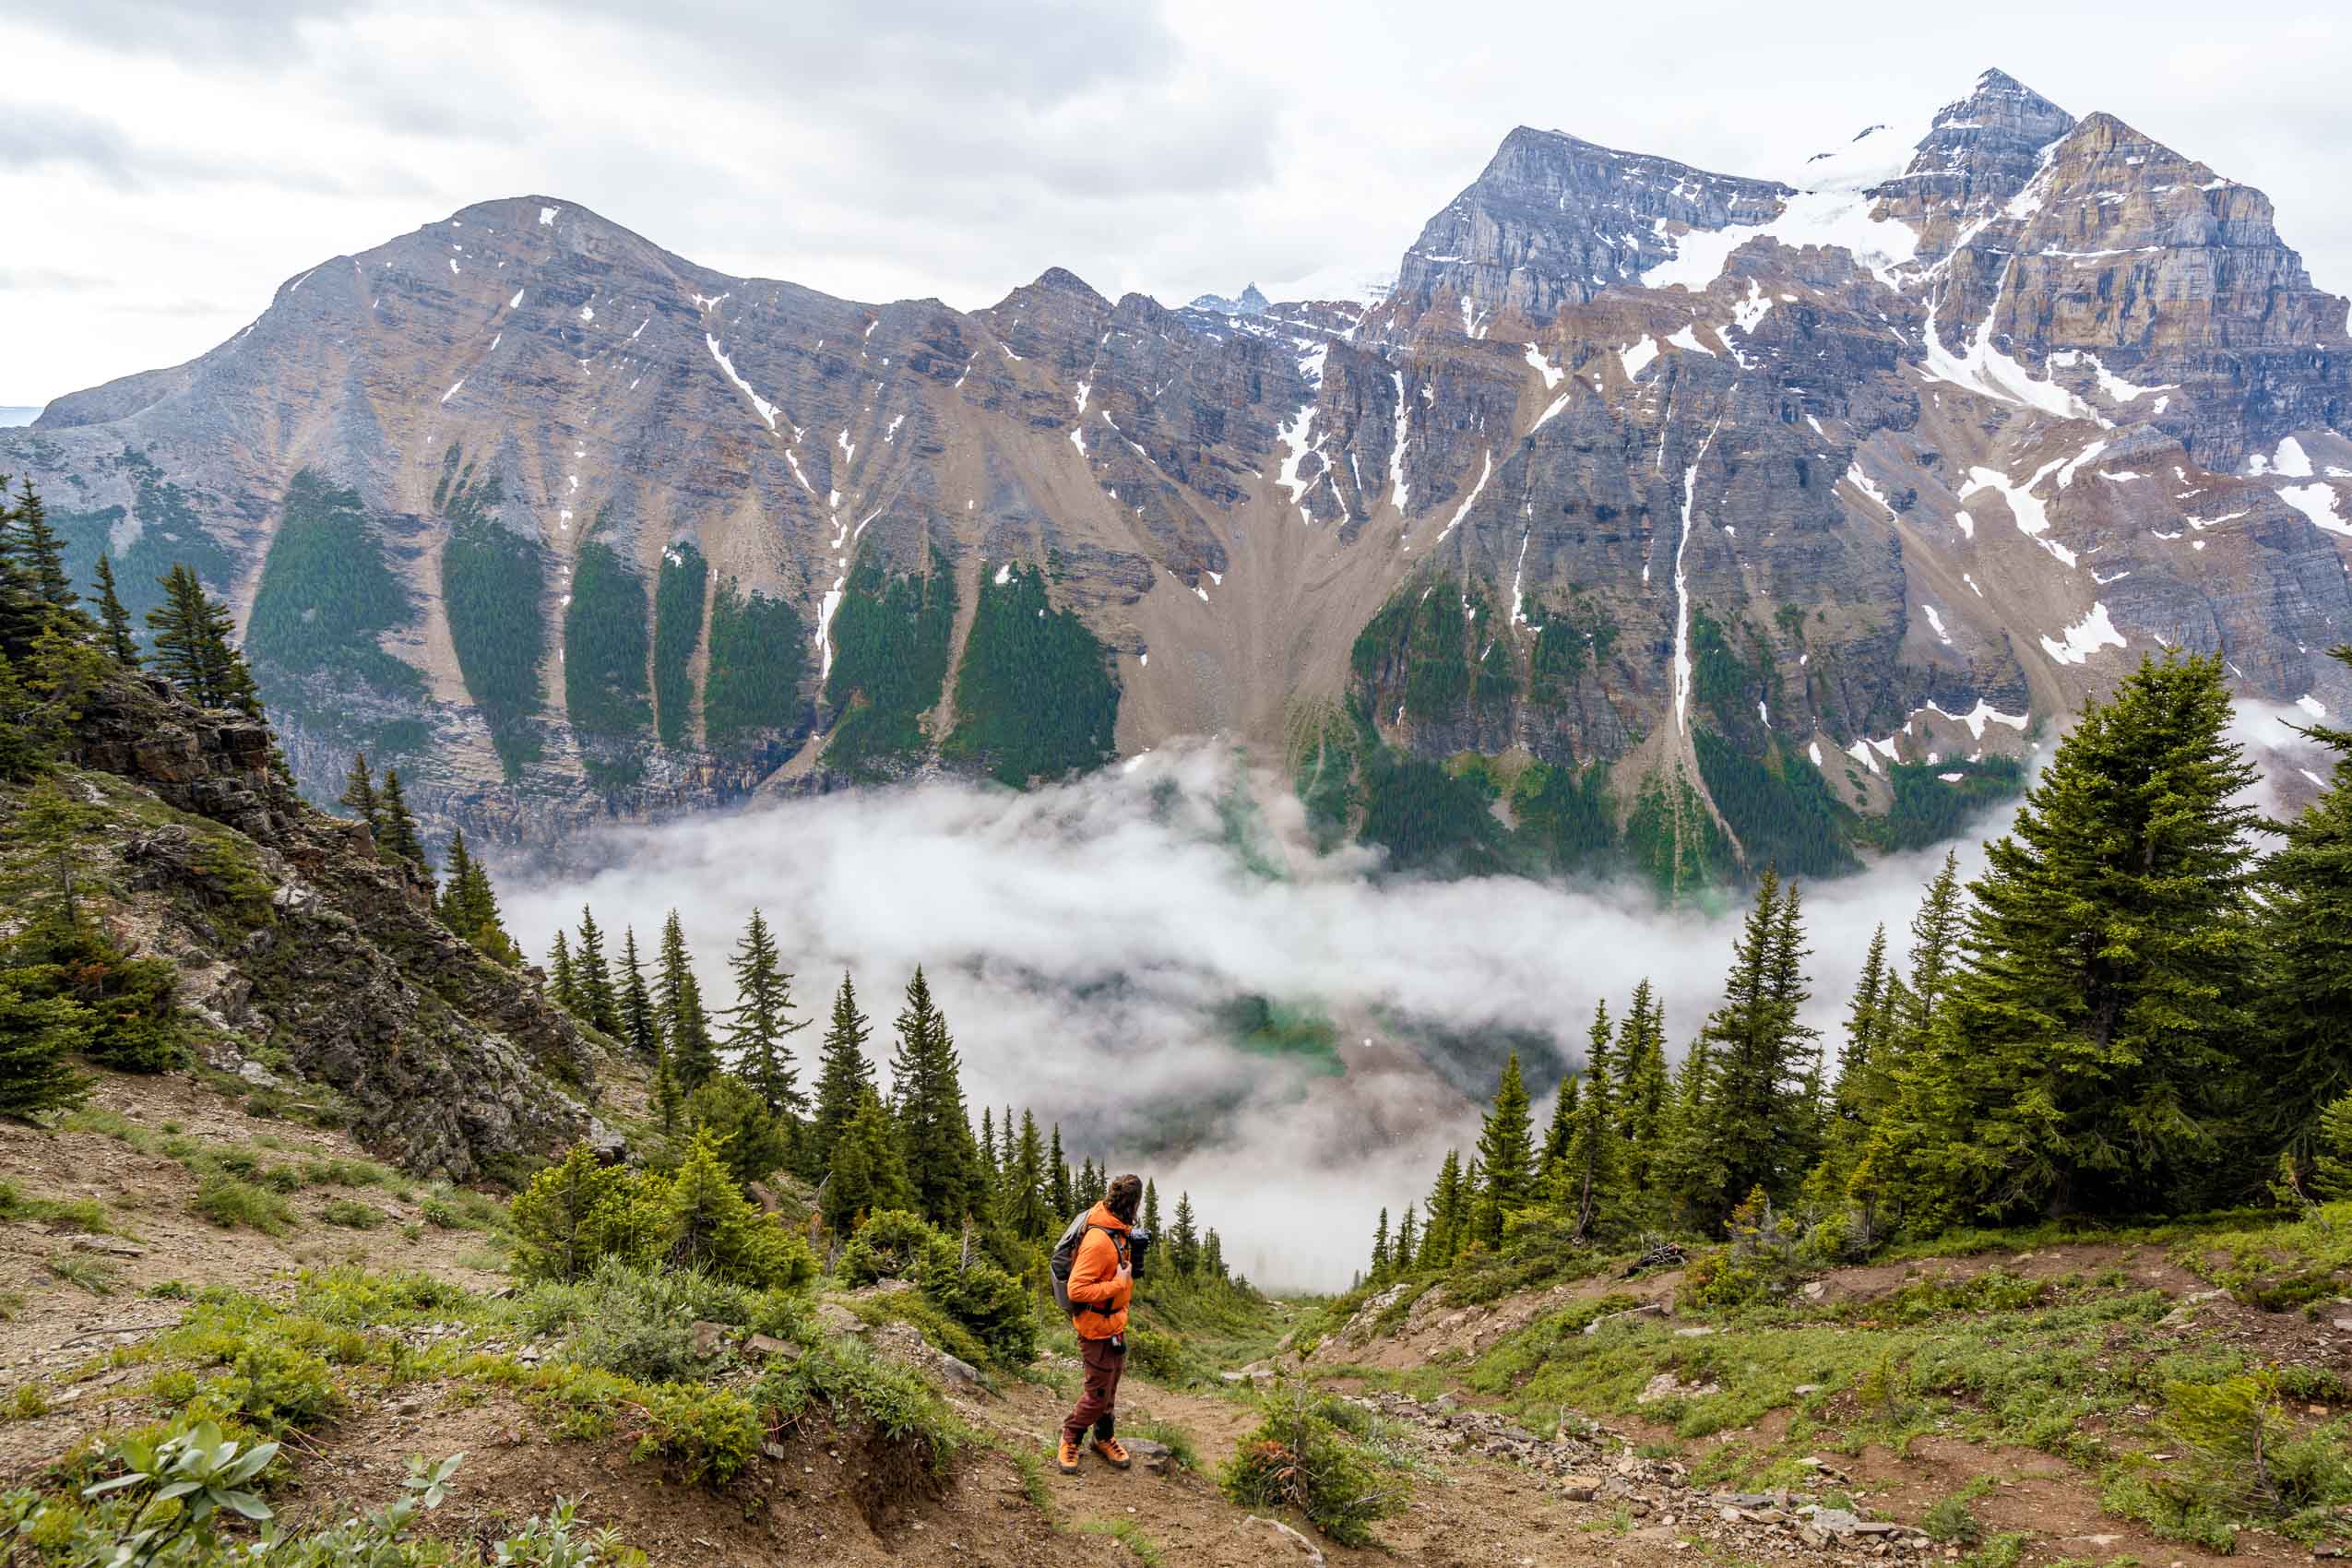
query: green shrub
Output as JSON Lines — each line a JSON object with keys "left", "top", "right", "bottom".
{"left": 320, "top": 1198, "right": 382, "bottom": 1229}
{"left": 631, "top": 1382, "right": 758, "bottom": 1486}
{"left": 2110, "top": 1372, "right": 2352, "bottom": 1545}
{"left": 1125, "top": 1415, "right": 1199, "bottom": 1471}
{"left": 1, "top": 916, "right": 184, "bottom": 1072}
{"left": 218, "top": 1340, "right": 340, "bottom": 1431}
{"left": 837, "top": 1209, "right": 1033, "bottom": 1365}
{"left": 1220, "top": 1384, "right": 1409, "bottom": 1547}
{"left": 510, "top": 1136, "right": 813, "bottom": 1291}
{"left": 761, "top": 1336, "right": 965, "bottom": 1481}
{"left": 193, "top": 1173, "right": 298, "bottom": 1235}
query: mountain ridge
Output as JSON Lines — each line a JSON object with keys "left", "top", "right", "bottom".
{"left": 6, "top": 66, "right": 2350, "bottom": 889}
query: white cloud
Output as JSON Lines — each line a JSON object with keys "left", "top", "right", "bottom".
{"left": 500, "top": 742, "right": 2003, "bottom": 1288}
{"left": 5, "top": 3, "right": 2350, "bottom": 407}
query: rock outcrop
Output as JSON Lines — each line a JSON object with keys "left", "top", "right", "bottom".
{"left": 63, "top": 673, "right": 601, "bottom": 1181}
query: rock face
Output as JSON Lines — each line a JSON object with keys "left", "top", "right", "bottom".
{"left": 8, "top": 66, "right": 2352, "bottom": 885}
{"left": 66, "top": 673, "right": 601, "bottom": 1180}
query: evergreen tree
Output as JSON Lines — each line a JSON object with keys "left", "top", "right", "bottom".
{"left": 90, "top": 555, "right": 137, "bottom": 665}
{"left": 979, "top": 1107, "right": 998, "bottom": 1181}
{"left": 1369, "top": 1207, "right": 1392, "bottom": 1278}
{"left": 1170, "top": 1191, "right": 1200, "bottom": 1276}
{"left": 1812, "top": 921, "right": 1895, "bottom": 1204}
{"left": 573, "top": 907, "right": 620, "bottom": 1035}
{"left": 2259, "top": 646, "right": 2352, "bottom": 1163}
{"left": 145, "top": 564, "right": 260, "bottom": 717}
{"left": 723, "top": 909, "right": 806, "bottom": 1114}
{"left": 1472, "top": 1051, "right": 1535, "bottom": 1246}
{"left": 1538, "top": 1071, "right": 1578, "bottom": 1191}
{"left": 1142, "top": 1178, "right": 1162, "bottom": 1234}
{"left": 1008, "top": 1110, "right": 1050, "bottom": 1237}
{"left": 339, "top": 752, "right": 379, "bottom": 827}
{"left": 376, "top": 768, "right": 429, "bottom": 873}
{"left": 822, "top": 1085, "right": 914, "bottom": 1232}
{"left": 0, "top": 975, "right": 91, "bottom": 1119}
{"left": 1880, "top": 654, "right": 2262, "bottom": 1222}
{"left": 1562, "top": 999, "right": 1621, "bottom": 1240}
{"left": 1422, "top": 1149, "right": 1465, "bottom": 1265}
{"left": 1691, "top": 869, "right": 1818, "bottom": 1217}
{"left": 9, "top": 482, "right": 74, "bottom": 610}
{"left": 1615, "top": 981, "right": 1670, "bottom": 1191}
{"left": 657, "top": 910, "right": 719, "bottom": 1091}
{"left": 435, "top": 831, "right": 520, "bottom": 966}
{"left": 548, "top": 931, "right": 578, "bottom": 1013}
{"left": 618, "top": 927, "right": 658, "bottom": 1062}
{"left": 1201, "top": 1228, "right": 1226, "bottom": 1282}
{"left": 1648, "top": 1039, "right": 1719, "bottom": 1229}
{"left": 1079, "top": 1158, "right": 1106, "bottom": 1207}
{"left": 1049, "top": 1123, "right": 1073, "bottom": 1215}
{"left": 1900, "top": 850, "right": 1966, "bottom": 1039}
{"left": 1393, "top": 1204, "right": 1420, "bottom": 1273}
{"left": 806, "top": 972, "right": 874, "bottom": 1178}
{"left": 652, "top": 1039, "right": 683, "bottom": 1135}
{"left": 887, "top": 968, "right": 987, "bottom": 1225}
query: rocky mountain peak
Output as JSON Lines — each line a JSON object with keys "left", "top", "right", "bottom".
{"left": 1187, "top": 282, "right": 1270, "bottom": 316}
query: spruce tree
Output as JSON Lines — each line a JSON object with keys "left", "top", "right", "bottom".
{"left": 1538, "top": 1071, "right": 1578, "bottom": 1191}
{"left": 1422, "top": 1149, "right": 1464, "bottom": 1264}
{"left": 10, "top": 482, "right": 74, "bottom": 610}
{"left": 1883, "top": 654, "right": 2262, "bottom": 1222}
{"left": 979, "top": 1107, "right": 998, "bottom": 1181}
{"left": 1562, "top": 999, "right": 1620, "bottom": 1240}
{"left": 436, "top": 832, "right": 519, "bottom": 966}
{"left": 573, "top": 907, "right": 620, "bottom": 1035}
{"left": 887, "top": 968, "right": 986, "bottom": 1225}
{"left": 823, "top": 1085, "right": 914, "bottom": 1232}
{"left": 376, "top": 768, "right": 429, "bottom": 873}
{"left": 1615, "top": 981, "right": 1669, "bottom": 1190}
{"left": 145, "top": 564, "right": 260, "bottom": 717}
{"left": 1690, "top": 869, "right": 1818, "bottom": 1217}
{"left": 657, "top": 910, "right": 719, "bottom": 1091}
{"left": 1369, "top": 1207, "right": 1392, "bottom": 1278}
{"left": 1812, "top": 921, "right": 1895, "bottom": 1203}
{"left": 2258, "top": 646, "right": 2352, "bottom": 1163}
{"left": 1170, "top": 1191, "right": 1200, "bottom": 1275}
{"left": 1049, "top": 1123, "right": 1073, "bottom": 1215}
{"left": 1142, "top": 1178, "right": 1162, "bottom": 1234}
{"left": 1472, "top": 1051, "right": 1535, "bottom": 1246}
{"left": 1202, "top": 1229, "right": 1227, "bottom": 1282}
{"left": 653, "top": 1040, "right": 683, "bottom": 1135}
{"left": 1008, "top": 1110, "right": 1050, "bottom": 1237}
{"left": 339, "top": 752, "right": 379, "bottom": 827}
{"left": 1394, "top": 1204, "right": 1420, "bottom": 1273}
{"left": 1648, "top": 1039, "right": 1719, "bottom": 1230}
{"left": 1900, "top": 850, "right": 1966, "bottom": 1039}
{"left": 548, "top": 931, "right": 578, "bottom": 1013}
{"left": 90, "top": 555, "right": 137, "bottom": 665}
{"left": 806, "top": 972, "right": 874, "bottom": 1177}
{"left": 618, "top": 928, "right": 658, "bottom": 1062}
{"left": 0, "top": 975, "right": 90, "bottom": 1118}
{"left": 722, "top": 909, "right": 805, "bottom": 1113}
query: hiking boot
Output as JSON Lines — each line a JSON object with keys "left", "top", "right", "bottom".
{"left": 1094, "top": 1436, "right": 1132, "bottom": 1469}
{"left": 1056, "top": 1438, "right": 1082, "bottom": 1475}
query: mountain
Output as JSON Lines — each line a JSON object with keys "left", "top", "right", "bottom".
{"left": 8, "top": 67, "right": 2351, "bottom": 886}
{"left": 1186, "top": 282, "right": 1271, "bottom": 316}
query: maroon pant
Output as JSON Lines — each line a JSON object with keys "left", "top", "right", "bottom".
{"left": 1063, "top": 1334, "right": 1125, "bottom": 1443}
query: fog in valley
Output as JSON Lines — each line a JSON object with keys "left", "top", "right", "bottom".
{"left": 503, "top": 710, "right": 2328, "bottom": 1290}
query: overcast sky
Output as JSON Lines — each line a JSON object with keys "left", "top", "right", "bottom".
{"left": 4, "top": 0, "right": 2347, "bottom": 406}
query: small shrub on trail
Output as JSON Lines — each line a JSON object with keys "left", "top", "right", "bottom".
{"left": 1220, "top": 1383, "right": 1409, "bottom": 1547}
{"left": 2105, "top": 1372, "right": 2352, "bottom": 1547}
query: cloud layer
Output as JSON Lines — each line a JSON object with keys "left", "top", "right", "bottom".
{"left": 6, "top": 1, "right": 2351, "bottom": 406}
{"left": 501, "top": 744, "right": 1994, "bottom": 1288}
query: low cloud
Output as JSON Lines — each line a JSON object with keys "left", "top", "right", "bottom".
{"left": 502, "top": 744, "right": 2000, "bottom": 1288}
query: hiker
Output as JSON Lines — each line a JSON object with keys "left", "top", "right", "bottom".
{"left": 1055, "top": 1171, "right": 1142, "bottom": 1474}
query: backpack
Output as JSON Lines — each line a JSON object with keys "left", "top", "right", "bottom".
{"left": 1049, "top": 1210, "right": 1127, "bottom": 1316}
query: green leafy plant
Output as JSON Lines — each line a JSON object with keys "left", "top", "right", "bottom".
{"left": 1220, "top": 1382, "right": 1409, "bottom": 1547}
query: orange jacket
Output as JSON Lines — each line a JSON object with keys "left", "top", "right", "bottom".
{"left": 1064, "top": 1201, "right": 1134, "bottom": 1339}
